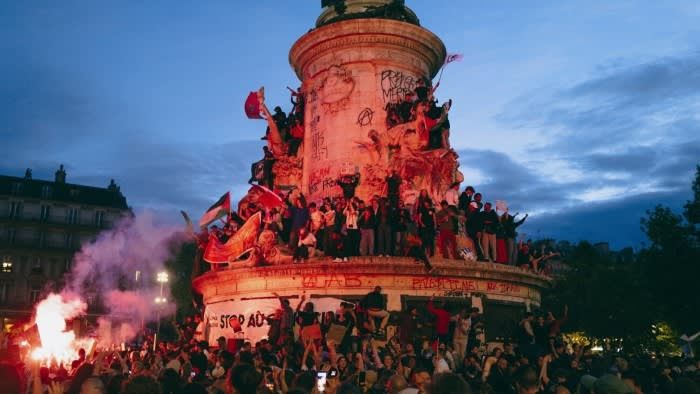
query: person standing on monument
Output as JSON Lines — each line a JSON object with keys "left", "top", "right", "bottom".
{"left": 309, "top": 202, "right": 325, "bottom": 252}
{"left": 337, "top": 171, "right": 361, "bottom": 200}
{"left": 458, "top": 186, "right": 475, "bottom": 216}
{"left": 436, "top": 200, "right": 457, "bottom": 259}
{"left": 343, "top": 200, "right": 360, "bottom": 257}
{"left": 288, "top": 195, "right": 310, "bottom": 252}
{"left": 386, "top": 169, "right": 402, "bottom": 208}
{"left": 376, "top": 199, "right": 393, "bottom": 256}
{"left": 444, "top": 182, "right": 460, "bottom": 208}
{"left": 478, "top": 202, "right": 499, "bottom": 262}
{"left": 500, "top": 211, "right": 528, "bottom": 265}
{"left": 359, "top": 206, "right": 377, "bottom": 256}
{"left": 417, "top": 199, "right": 436, "bottom": 258}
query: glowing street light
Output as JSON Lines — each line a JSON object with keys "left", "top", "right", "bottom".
{"left": 153, "top": 271, "right": 169, "bottom": 351}
{"left": 156, "top": 272, "right": 169, "bottom": 283}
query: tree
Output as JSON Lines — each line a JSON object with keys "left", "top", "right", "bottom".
{"left": 164, "top": 241, "right": 198, "bottom": 320}
{"left": 542, "top": 241, "right": 656, "bottom": 345}
{"left": 639, "top": 165, "right": 700, "bottom": 334}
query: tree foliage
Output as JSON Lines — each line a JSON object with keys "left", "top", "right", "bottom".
{"left": 542, "top": 241, "right": 656, "bottom": 345}
{"left": 542, "top": 165, "right": 700, "bottom": 351}
{"left": 164, "top": 241, "right": 198, "bottom": 320}
{"left": 639, "top": 165, "right": 700, "bottom": 334}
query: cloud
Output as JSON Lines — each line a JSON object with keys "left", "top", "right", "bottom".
{"left": 487, "top": 49, "right": 700, "bottom": 247}
{"left": 521, "top": 188, "right": 691, "bottom": 249}
{"left": 0, "top": 56, "right": 265, "bottom": 223}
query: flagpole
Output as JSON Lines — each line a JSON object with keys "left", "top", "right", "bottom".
{"left": 436, "top": 63, "right": 447, "bottom": 86}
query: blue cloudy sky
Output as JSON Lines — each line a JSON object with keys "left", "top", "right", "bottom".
{"left": 2, "top": 1, "right": 699, "bottom": 249}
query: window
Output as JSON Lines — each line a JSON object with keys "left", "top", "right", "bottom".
{"left": 9, "top": 201, "right": 23, "bottom": 219}
{"left": 6, "top": 228, "right": 16, "bottom": 244}
{"left": 0, "top": 283, "right": 9, "bottom": 304}
{"left": 2, "top": 256, "right": 12, "bottom": 273}
{"left": 95, "top": 210, "right": 105, "bottom": 227}
{"left": 29, "top": 285, "right": 41, "bottom": 303}
{"left": 65, "top": 233, "right": 74, "bottom": 248}
{"left": 31, "top": 257, "right": 42, "bottom": 275}
{"left": 41, "top": 185, "right": 52, "bottom": 199}
{"left": 38, "top": 232, "right": 46, "bottom": 248}
{"left": 63, "top": 257, "right": 72, "bottom": 273}
{"left": 11, "top": 183, "right": 22, "bottom": 195}
{"left": 70, "top": 189, "right": 79, "bottom": 197}
{"left": 40, "top": 205, "right": 51, "bottom": 222}
{"left": 66, "top": 207, "right": 80, "bottom": 224}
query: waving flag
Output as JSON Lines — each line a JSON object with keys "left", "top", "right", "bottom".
{"left": 199, "top": 192, "right": 231, "bottom": 228}
{"left": 203, "top": 212, "right": 262, "bottom": 264}
{"left": 444, "top": 53, "right": 464, "bottom": 65}
{"left": 244, "top": 91, "right": 263, "bottom": 119}
{"left": 248, "top": 185, "right": 285, "bottom": 209}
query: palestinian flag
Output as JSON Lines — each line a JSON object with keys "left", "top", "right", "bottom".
{"left": 199, "top": 192, "right": 231, "bottom": 228}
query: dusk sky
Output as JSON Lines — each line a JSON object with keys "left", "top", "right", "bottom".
{"left": 2, "top": 1, "right": 699, "bottom": 249}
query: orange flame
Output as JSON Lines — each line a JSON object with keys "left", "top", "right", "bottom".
{"left": 31, "top": 293, "right": 93, "bottom": 366}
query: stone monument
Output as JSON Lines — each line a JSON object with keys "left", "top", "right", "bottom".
{"left": 255, "top": 0, "right": 461, "bottom": 204}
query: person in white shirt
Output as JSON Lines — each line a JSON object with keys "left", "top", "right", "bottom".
{"left": 309, "top": 202, "right": 325, "bottom": 251}
{"left": 323, "top": 203, "right": 336, "bottom": 256}
{"left": 293, "top": 227, "right": 317, "bottom": 263}
{"left": 444, "top": 182, "right": 460, "bottom": 207}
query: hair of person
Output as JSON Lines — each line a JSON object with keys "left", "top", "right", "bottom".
{"left": 122, "top": 375, "right": 161, "bottom": 394}
{"left": 336, "top": 382, "right": 363, "bottom": 394}
{"left": 159, "top": 368, "right": 181, "bottom": 394}
{"left": 81, "top": 377, "right": 106, "bottom": 394}
{"left": 0, "top": 364, "right": 23, "bottom": 394}
{"left": 514, "top": 366, "right": 539, "bottom": 391}
{"left": 239, "top": 350, "right": 254, "bottom": 365}
{"left": 427, "top": 373, "right": 471, "bottom": 394}
{"left": 673, "top": 377, "right": 700, "bottom": 394}
{"left": 66, "top": 362, "right": 95, "bottom": 394}
{"left": 228, "top": 363, "right": 261, "bottom": 394}
{"left": 292, "top": 370, "right": 316, "bottom": 392}
{"left": 219, "top": 350, "right": 235, "bottom": 369}
{"left": 181, "top": 382, "right": 207, "bottom": 394}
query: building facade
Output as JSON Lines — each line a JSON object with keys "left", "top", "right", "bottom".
{"left": 0, "top": 166, "right": 129, "bottom": 328}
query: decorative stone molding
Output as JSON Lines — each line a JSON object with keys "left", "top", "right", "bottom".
{"left": 290, "top": 19, "right": 446, "bottom": 81}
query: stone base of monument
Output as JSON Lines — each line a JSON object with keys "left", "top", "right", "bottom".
{"left": 193, "top": 257, "right": 551, "bottom": 344}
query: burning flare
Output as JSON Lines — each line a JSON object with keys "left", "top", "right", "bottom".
{"left": 30, "top": 293, "right": 91, "bottom": 365}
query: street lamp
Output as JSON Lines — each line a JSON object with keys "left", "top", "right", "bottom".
{"left": 153, "top": 271, "right": 169, "bottom": 351}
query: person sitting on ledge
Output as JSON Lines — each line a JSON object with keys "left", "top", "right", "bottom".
{"left": 362, "top": 286, "right": 390, "bottom": 338}
{"left": 293, "top": 227, "right": 316, "bottom": 263}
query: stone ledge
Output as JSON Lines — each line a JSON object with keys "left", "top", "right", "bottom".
{"left": 289, "top": 18, "right": 446, "bottom": 80}
{"left": 192, "top": 256, "right": 552, "bottom": 294}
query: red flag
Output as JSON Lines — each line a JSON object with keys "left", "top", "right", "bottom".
{"left": 203, "top": 212, "right": 262, "bottom": 264}
{"left": 248, "top": 185, "right": 285, "bottom": 210}
{"left": 245, "top": 92, "right": 263, "bottom": 119}
{"left": 199, "top": 192, "right": 231, "bottom": 228}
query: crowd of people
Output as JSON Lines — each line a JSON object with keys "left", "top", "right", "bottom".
{"left": 3, "top": 295, "right": 698, "bottom": 394}
{"left": 205, "top": 180, "right": 561, "bottom": 275}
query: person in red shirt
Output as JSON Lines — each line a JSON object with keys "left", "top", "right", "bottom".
{"left": 427, "top": 296, "right": 451, "bottom": 344}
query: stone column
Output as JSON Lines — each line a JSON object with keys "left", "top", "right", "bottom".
{"left": 290, "top": 18, "right": 446, "bottom": 202}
